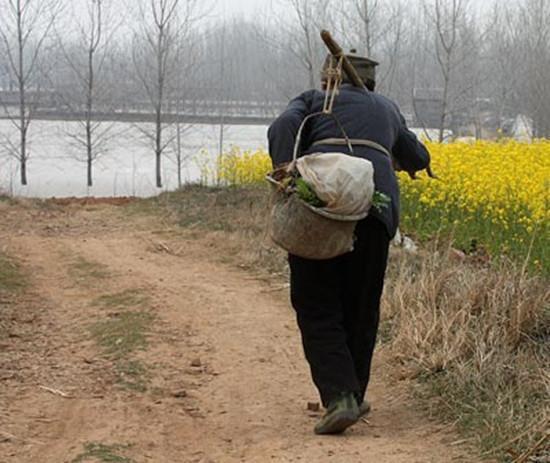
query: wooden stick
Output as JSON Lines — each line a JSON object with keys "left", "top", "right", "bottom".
{"left": 320, "top": 30, "right": 367, "bottom": 91}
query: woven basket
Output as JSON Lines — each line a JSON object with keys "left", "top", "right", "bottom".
{"left": 266, "top": 111, "right": 368, "bottom": 259}
{"left": 268, "top": 179, "right": 361, "bottom": 259}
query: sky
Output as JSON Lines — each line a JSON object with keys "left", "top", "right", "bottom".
{"left": 211, "top": 0, "right": 491, "bottom": 16}
{"left": 211, "top": 0, "right": 275, "bottom": 18}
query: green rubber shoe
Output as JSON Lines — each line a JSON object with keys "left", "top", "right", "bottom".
{"left": 314, "top": 393, "right": 359, "bottom": 435}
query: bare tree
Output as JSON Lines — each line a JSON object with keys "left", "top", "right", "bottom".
{"left": 516, "top": 0, "right": 550, "bottom": 137}
{"left": 132, "top": 0, "right": 198, "bottom": 188}
{"left": 484, "top": 4, "right": 519, "bottom": 134}
{"left": 338, "top": 0, "right": 406, "bottom": 98}
{"left": 423, "top": 0, "right": 470, "bottom": 142}
{"left": 338, "top": 0, "right": 381, "bottom": 57}
{"left": 217, "top": 20, "right": 227, "bottom": 159}
{"left": 54, "top": 0, "right": 120, "bottom": 187}
{"left": 0, "top": 0, "right": 61, "bottom": 185}
{"left": 167, "top": 19, "right": 199, "bottom": 189}
{"left": 288, "top": 0, "right": 317, "bottom": 89}
{"left": 268, "top": 0, "right": 333, "bottom": 90}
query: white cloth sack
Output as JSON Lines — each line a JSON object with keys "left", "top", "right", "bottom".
{"left": 296, "top": 152, "right": 375, "bottom": 217}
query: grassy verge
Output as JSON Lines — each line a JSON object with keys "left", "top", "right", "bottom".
{"left": 130, "top": 185, "right": 549, "bottom": 462}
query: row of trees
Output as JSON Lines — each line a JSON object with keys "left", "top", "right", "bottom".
{"left": 0, "top": 0, "right": 549, "bottom": 188}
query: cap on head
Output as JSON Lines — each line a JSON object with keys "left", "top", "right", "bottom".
{"left": 322, "top": 49, "right": 379, "bottom": 91}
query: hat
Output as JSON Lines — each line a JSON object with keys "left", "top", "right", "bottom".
{"left": 322, "top": 49, "right": 379, "bottom": 85}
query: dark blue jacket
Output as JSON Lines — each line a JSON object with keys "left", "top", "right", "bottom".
{"left": 267, "top": 85, "right": 430, "bottom": 238}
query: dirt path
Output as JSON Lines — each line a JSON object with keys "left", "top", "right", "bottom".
{"left": 0, "top": 202, "right": 469, "bottom": 462}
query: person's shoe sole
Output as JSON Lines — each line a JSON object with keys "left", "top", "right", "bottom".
{"left": 314, "top": 410, "right": 359, "bottom": 435}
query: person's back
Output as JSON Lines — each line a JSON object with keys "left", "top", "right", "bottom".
{"left": 268, "top": 84, "right": 429, "bottom": 238}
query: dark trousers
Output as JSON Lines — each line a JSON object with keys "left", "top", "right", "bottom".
{"left": 288, "top": 215, "right": 390, "bottom": 408}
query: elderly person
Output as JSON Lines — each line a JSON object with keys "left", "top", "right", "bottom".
{"left": 268, "top": 52, "right": 430, "bottom": 435}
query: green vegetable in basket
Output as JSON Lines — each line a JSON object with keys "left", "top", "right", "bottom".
{"left": 372, "top": 191, "right": 391, "bottom": 211}
{"left": 294, "top": 177, "right": 391, "bottom": 212}
{"left": 295, "top": 178, "right": 326, "bottom": 208}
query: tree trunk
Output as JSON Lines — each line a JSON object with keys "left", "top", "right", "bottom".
{"left": 439, "top": 59, "right": 452, "bottom": 143}
{"left": 87, "top": 151, "right": 93, "bottom": 187}
{"left": 19, "top": 121, "right": 27, "bottom": 185}
{"left": 155, "top": 103, "right": 162, "bottom": 188}
{"left": 86, "top": 42, "right": 95, "bottom": 187}
{"left": 20, "top": 151, "right": 27, "bottom": 186}
{"left": 176, "top": 119, "right": 182, "bottom": 189}
{"left": 86, "top": 104, "right": 93, "bottom": 187}
{"left": 155, "top": 23, "right": 164, "bottom": 189}
{"left": 155, "top": 150, "right": 162, "bottom": 189}
{"left": 17, "top": 1, "right": 28, "bottom": 186}
{"left": 363, "top": 0, "right": 372, "bottom": 56}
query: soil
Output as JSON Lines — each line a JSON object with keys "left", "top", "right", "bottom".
{"left": 0, "top": 200, "right": 471, "bottom": 463}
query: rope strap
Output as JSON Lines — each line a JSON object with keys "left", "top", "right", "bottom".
{"left": 322, "top": 54, "right": 344, "bottom": 114}
{"left": 312, "top": 138, "right": 392, "bottom": 158}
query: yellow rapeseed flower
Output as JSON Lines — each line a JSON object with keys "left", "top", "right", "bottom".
{"left": 200, "top": 140, "right": 549, "bottom": 271}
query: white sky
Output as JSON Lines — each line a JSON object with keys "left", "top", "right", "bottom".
{"left": 211, "top": 0, "right": 491, "bottom": 15}
{"left": 210, "top": 0, "right": 275, "bottom": 18}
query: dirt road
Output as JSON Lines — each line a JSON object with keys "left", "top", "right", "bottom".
{"left": 0, "top": 201, "right": 469, "bottom": 462}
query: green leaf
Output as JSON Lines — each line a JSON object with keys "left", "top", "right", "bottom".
{"left": 372, "top": 191, "right": 391, "bottom": 212}
{"left": 294, "top": 178, "right": 326, "bottom": 207}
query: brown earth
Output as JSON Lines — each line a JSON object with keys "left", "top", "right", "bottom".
{"left": 0, "top": 200, "right": 472, "bottom": 463}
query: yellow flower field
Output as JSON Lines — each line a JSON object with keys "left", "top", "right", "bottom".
{"left": 217, "top": 146, "right": 273, "bottom": 185}
{"left": 400, "top": 140, "right": 549, "bottom": 231}
{"left": 200, "top": 141, "right": 549, "bottom": 273}
{"left": 398, "top": 140, "right": 549, "bottom": 272}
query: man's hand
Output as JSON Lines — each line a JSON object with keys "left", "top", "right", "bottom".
{"left": 393, "top": 158, "right": 437, "bottom": 180}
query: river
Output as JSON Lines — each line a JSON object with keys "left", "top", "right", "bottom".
{"left": 0, "top": 120, "right": 269, "bottom": 198}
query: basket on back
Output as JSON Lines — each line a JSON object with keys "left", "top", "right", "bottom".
{"left": 266, "top": 112, "right": 373, "bottom": 260}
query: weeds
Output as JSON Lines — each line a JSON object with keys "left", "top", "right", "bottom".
{"left": 0, "top": 194, "right": 14, "bottom": 204}
{"left": 72, "top": 442, "right": 134, "bottom": 463}
{"left": 90, "top": 288, "right": 154, "bottom": 392}
{"left": 91, "top": 311, "right": 153, "bottom": 360}
{"left": 70, "top": 256, "right": 110, "bottom": 281}
{"left": 0, "top": 252, "right": 26, "bottom": 295}
{"left": 116, "top": 360, "right": 149, "bottom": 393}
{"left": 0, "top": 251, "right": 27, "bottom": 339}
{"left": 93, "top": 289, "right": 150, "bottom": 310}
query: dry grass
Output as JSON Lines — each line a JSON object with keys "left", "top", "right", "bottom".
{"left": 132, "top": 185, "right": 549, "bottom": 461}
{"left": 383, "top": 245, "right": 549, "bottom": 460}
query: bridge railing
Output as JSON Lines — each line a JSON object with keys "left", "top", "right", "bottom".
{"left": 0, "top": 89, "right": 287, "bottom": 120}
